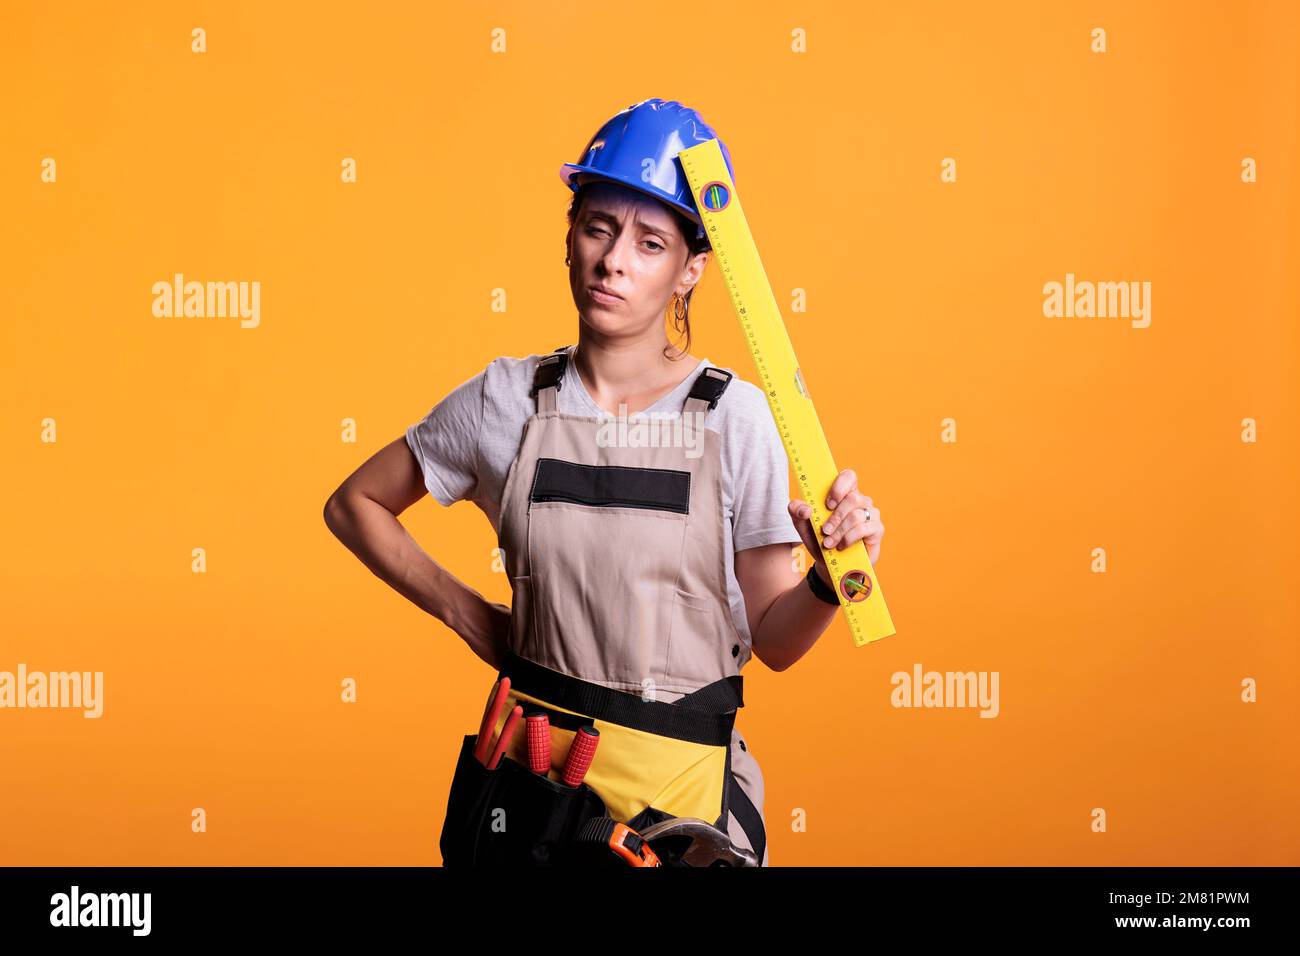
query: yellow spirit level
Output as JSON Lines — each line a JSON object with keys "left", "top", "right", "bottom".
{"left": 679, "top": 139, "right": 896, "bottom": 646}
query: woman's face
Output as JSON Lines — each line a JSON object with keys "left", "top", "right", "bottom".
{"left": 568, "top": 180, "right": 707, "bottom": 341}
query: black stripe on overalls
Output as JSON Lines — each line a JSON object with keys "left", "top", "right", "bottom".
{"left": 530, "top": 458, "right": 692, "bottom": 514}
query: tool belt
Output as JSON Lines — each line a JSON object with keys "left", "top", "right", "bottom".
{"left": 439, "top": 652, "right": 754, "bottom": 867}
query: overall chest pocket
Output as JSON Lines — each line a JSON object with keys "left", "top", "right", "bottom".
{"left": 523, "top": 458, "right": 695, "bottom": 690}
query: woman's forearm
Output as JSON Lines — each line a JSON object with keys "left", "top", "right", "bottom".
{"left": 323, "top": 492, "right": 508, "bottom": 667}
{"left": 750, "top": 562, "right": 840, "bottom": 671}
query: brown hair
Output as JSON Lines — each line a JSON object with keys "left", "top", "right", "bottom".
{"left": 565, "top": 180, "right": 711, "bottom": 361}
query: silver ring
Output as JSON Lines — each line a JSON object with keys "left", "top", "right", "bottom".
{"left": 863, "top": 509, "right": 872, "bottom": 523}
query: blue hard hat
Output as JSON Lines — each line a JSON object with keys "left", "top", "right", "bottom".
{"left": 558, "top": 98, "right": 735, "bottom": 244}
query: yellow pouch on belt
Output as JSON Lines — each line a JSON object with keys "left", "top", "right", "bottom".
{"left": 487, "top": 687, "right": 729, "bottom": 825}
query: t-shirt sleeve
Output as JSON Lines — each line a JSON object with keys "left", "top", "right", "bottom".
{"left": 404, "top": 367, "right": 487, "bottom": 506}
{"left": 731, "top": 393, "right": 803, "bottom": 552}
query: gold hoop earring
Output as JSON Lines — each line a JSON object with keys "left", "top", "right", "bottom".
{"left": 672, "top": 293, "right": 687, "bottom": 323}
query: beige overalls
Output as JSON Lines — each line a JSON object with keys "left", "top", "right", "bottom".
{"left": 479, "top": 345, "right": 769, "bottom": 865}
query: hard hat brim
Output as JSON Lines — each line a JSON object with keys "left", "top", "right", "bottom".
{"left": 558, "top": 162, "right": 706, "bottom": 237}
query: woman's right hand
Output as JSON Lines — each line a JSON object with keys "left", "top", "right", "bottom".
{"left": 454, "top": 592, "right": 513, "bottom": 670}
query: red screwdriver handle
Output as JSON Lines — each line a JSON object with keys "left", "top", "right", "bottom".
{"left": 526, "top": 712, "right": 551, "bottom": 775}
{"left": 561, "top": 725, "right": 600, "bottom": 787}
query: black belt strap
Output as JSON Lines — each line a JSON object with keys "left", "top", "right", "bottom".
{"left": 497, "top": 652, "right": 741, "bottom": 747}
{"left": 679, "top": 673, "right": 745, "bottom": 711}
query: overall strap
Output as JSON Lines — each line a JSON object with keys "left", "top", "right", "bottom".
{"left": 530, "top": 346, "right": 570, "bottom": 413}
{"left": 683, "top": 365, "right": 734, "bottom": 421}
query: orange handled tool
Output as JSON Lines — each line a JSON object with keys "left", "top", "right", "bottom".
{"left": 474, "top": 677, "right": 511, "bottom": 765}
{"left": 486, "top": 705, "right": 524, "bottom": 770}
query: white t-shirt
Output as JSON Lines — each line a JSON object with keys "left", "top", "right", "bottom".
{"left": 405, "top": 346, "right": 803, "bottom": 649}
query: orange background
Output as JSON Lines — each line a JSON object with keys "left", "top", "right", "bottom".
{"left": 1, "top": 0, "right": 1296, "bottom": 866}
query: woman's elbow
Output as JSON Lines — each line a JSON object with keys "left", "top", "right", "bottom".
{"left": 323, "top": 490, "right": 351, "bottom": 536}
{"left": 750, "top": 640, "right": 792, "bottom": 673}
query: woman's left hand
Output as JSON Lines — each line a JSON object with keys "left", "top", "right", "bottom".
{"left": 788, "top": 468, "right": 885, "bottom": 568}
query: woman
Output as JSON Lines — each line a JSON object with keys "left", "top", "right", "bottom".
{"left": 323, "top": 98, "right": 885, "bottom": 867}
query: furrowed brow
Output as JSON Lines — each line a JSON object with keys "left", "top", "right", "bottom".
{"left": 586, "top": 210, "right": 670, "bottom": 235}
